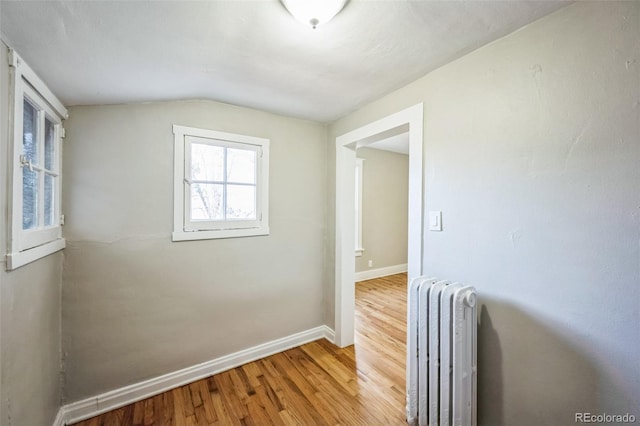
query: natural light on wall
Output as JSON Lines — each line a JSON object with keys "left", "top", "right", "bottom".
{"left": 281, "top": 0, "right": 348, "bottom": 29}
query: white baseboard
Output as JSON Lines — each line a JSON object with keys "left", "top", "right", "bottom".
{"left": 355, "top": 263, "right": 407, "bottom": 282}
{"left": 52, "top": 408, "right": 66, "bottom": 426}
{"left": 60, "top": 325, "right": 335, "bottom": 425}
{"left": 323, "top": 326, "right": 336, "bottom": 344}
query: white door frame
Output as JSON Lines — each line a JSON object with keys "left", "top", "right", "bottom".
{"left": 334, "top": 103, "right": 424, "bottom": 347}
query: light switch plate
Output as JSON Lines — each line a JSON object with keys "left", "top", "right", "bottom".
{"left": 429, "top": 211, "right": 442, "bottom": 231}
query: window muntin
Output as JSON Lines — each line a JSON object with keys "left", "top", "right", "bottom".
{"left": 173, "top": 125, "right": 269, "bottom": 241}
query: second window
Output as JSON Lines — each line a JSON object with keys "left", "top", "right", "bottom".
{"left": 173, "top": 125, "right": 270, "bottom": 240}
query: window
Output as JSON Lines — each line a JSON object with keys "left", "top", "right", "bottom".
{"left": 355, "top": 158, "right": 364, "bottom": 257}
{"left": 173, "top": 125, "right": 269, "bottom": 241}
{"left": 6, "top": 50, "right": 67, "bottom": 270}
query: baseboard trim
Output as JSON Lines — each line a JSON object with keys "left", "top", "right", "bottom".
{"left": 323, "top": 326, "right": 336, "bottom": 344}
{"left": 53, "top": 408, "right": 66, "bottom": 426}
{"left": 61, "top": 325, "right": 335, "bottom": 425}
{"left": 355, "top": 263, "right": 407, "bottom": 282}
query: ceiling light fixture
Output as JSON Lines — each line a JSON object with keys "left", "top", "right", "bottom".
{"left": 281, "top": 0, "right": 348, "bottom": 29}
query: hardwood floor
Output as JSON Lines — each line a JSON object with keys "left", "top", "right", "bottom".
{"left": 72, "top": 273, "right": 408, "bottom": 426}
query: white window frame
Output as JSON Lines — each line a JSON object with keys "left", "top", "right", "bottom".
{"left": 355, "top": 158, "right": 364, "bottom": 257}
{"left": 6, "top": 50, "right": 68, "bottom": 270}
{"left": 172, "top": 125, "right": 270, "bottom": 241}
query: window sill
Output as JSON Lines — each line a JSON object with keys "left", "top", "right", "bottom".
{"left": 6, "top": 238, "right": 66, "bottom": 270}
{"left": 355, "top": 248, "right": 364, "bottom": 257}
{"left": 172, "top": 227, "right": 270, "bottom": 242}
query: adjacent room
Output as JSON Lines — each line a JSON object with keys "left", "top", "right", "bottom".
{"left": 0, "top": 1, "right": 638, "bottom": 425}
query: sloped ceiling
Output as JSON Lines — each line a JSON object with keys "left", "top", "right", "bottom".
{"left": 1, "top": 0, "right": 569, "bottom": 122}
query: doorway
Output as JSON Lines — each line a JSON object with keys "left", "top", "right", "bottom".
{"left": 334, "top": 103, "right": 425, "bottom": 347}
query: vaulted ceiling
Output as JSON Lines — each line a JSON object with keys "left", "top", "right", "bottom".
{"left": 1, "top": 0, "right": 568, "bottom": 122}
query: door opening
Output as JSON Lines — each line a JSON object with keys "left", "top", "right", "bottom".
{"left": 334, "top": 103, "right": 425, "bottom": 347}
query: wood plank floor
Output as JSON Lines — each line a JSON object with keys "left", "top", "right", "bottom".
{"left": 72, "top": 273, "right": 408, "bottom": 426}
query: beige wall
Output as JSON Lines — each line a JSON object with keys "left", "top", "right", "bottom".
{"left": 329, "top": 2, "right": 640, "bottom": 424}
{"left": 62, "top": 100, "right": 327, "bottom": 402}
{"left": 355, "top": 148, "right": 408, "bottom": 273}
{"left": 0, "top": 41, "right": 63, "bottom": 426}
{"left": 2, "top": 2, "right": 638, "bottom": 423}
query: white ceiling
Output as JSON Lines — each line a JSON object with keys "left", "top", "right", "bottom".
{"left": 0, "top": 0, "right": 568, "bottom": 123}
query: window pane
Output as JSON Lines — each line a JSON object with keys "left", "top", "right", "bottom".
{"left": 226, "top": 185, "right": 256, "bottom": 220}
{"left": 44, "top": 174, "right": 55, "bottom": 226}
{"left": 227, "top": 148, "right": 256, "bottom": 184}
{"left": 23, "top": 99, "right": 38, "bottom": 163}
{"left": 191, "top": 143, "right": 223, "bottom": 181}
{"left": 23, "top": 168, "right": 38, "bottom": 229}
{"left": 190, "top": 183, "right": 224, "bottom": 220}
{"left": 45, "top": 118, "right": 55, "bottom": 170}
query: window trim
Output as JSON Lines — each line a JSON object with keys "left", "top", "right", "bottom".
{"left": 172, "top": 124, "right": 270, "bottom": 241}
{"left": 355, "top": 158, "right": 364, "bottom": 257}
{"left": 6, "top": 50, "right": 67, "bottom": 270}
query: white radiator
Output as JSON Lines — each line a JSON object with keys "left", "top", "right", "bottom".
{"left": 407, "top": 277, "right": 477, "bottom": 426}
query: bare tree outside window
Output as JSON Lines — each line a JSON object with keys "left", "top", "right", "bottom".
{"left": 189, "top": 142, "right": 257, "bottom": 222}
{"left": 22, "top": 99, "right": 38, "bottom": 230}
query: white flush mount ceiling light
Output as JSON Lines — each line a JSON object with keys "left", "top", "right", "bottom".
{"left": 281, "top": 0, "right": 348, "bottom": 29}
